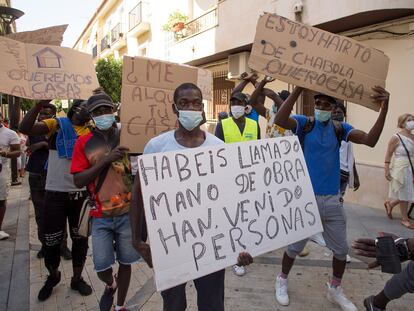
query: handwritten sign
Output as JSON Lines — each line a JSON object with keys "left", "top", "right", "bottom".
{"left": 248, "top": 13, "right": 389, "bottom": 111}
{"left": 5, "top": 25, "right": 68, "bottom": 46}
{"left": 121, "top": 56, "right": 212, "bottom": 153}
{"left": 0, "top": 36, "right": 99, "bottom": 100}
{"left": 138, "top": 136, "right": 323, "bottom": 291}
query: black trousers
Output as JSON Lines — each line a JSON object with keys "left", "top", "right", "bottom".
{"left": 43, "top": 190, "right": 88, "bottom": 272}
{"left": 161, "top": 269, "right": 225, "bottom": 311}
{"left": 29, "top": 173, "right": 46, "bottom": 245}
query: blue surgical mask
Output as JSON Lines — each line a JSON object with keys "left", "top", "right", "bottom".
{"left": 314, "top": 109, "right": 331, "bottom": 122}
{"left": 93, "top": 114, "right": 115, "bottom": 130}
{"left": 174, "top": 104, "right": 203, "bottom": 131}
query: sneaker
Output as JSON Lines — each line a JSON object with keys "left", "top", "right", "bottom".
{"left": 100, "top": 284, "right": 117, "bottom": 311}
{"left": 310, "top": 232, "right": 327, "bottom": 247}
{"left": 0, "top": 230, "right": 10, "bottom": 240}
{"left": 364, "top": 295, "right": 385, "bottom": 311}
{"left": 38, "top": 272, "right": 61, "bottom": 301}
{"left": 71, "top": 277, "right": 92, "bottom": 296}
{"left": 298, "top": 246, "right": 310, "bottom": 257}
{"left": 275, "top": 275, "right": 289, "bottom": 306}
{"left": 346, "top": 255, "right": 351, "bottom": 263}
{"left": 326, "top": 283, "right": 357, "bottom": 311}
{"left": 232, "top": 265, "right": 246, "bottom": 276}
{"left": 60, "top": 246, "right": 72, "bottom": 260}
{"left": 114, "top": 308, "right": 129, "bottom": 311}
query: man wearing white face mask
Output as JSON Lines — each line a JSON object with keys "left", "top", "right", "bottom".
{"left": 130, "top": 83, "right": 253, "bottom": 311}
{"left": 274, "top": 86, "right": 390, "bottom": 311}
{"left": 215, "top": 92, "right": 260, "bottom": 143}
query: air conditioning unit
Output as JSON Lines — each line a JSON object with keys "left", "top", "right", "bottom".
{"left": 227, "top": 52, "right": 252, "bottom": 80}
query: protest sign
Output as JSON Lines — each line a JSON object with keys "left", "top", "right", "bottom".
{"left": 121, "top": 56, "right": 212, "bottom": 153}
{"left": 0, "top": 36, "right": 99, "bottom": 100}
{"left": 248, "top": 13, "right": 389, "bottom": 111}
{"left": 5, "top": 25, "right": 68, "bottom": 46}
{"left": 138, "top": 136, "right": 323, "bottom": 291}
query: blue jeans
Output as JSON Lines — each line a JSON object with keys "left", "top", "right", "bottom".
{"left": 91, "top": 213, "right": 140, "bottom": 272}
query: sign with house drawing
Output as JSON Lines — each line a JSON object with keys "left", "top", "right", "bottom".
{"left": 121, "top": 55, "right": 212, "bottom": 153}
{"left": 0, "top": 36, "right": 99, "bottom": 100}
{"left": 249, "top": 13, "right": 390, "bottom": 111}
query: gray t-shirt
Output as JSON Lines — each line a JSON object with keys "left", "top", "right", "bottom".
{"left": 143, "top": 130, "right": 224, "bottom": 155}
{"left": 45, "top": 149, "right": 86, "bottom": 192}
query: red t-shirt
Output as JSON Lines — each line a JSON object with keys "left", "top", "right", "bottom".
{"left": 70, "top": 132, "right": 133, "bottom": 218}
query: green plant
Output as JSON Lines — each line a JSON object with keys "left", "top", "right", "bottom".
{"left": 162, "top": 11, "right": 188, "bottom": 32}
{"left": 95, "top": 55, "right": 122, "bottom": 103}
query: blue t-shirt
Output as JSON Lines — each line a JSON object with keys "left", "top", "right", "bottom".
{"left": 292, "top": 115, "right": 354, "bottom": 195}
{"left": 246, "top": 108, "right": 259, "bottom": 122}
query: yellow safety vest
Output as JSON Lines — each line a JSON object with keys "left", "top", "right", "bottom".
{"left": 222, "top": 117, "right": 258, "bottom": 143}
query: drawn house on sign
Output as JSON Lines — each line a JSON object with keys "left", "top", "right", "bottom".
{"left": 33, "top": 47, "right": 63, "bottom": 69}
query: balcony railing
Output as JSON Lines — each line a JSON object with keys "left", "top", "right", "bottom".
{"left": 111, "top": 23, "right": 122, "bottom": 44}
{"left": 92, "top": 45, "right": 97, "bottom": 58}
{"left": 100, "top": 34, "right": 110, "bottom": 52}
{"left": 183, "top": 7, "right": 218, "bottom": 39}
{"left": 129, "top": 1, "right": 149, "bottom": 31}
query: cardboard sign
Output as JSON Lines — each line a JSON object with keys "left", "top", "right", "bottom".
{"left": 5, "top": 25, "right": 68, "bottom": 46}
{"left": 248, "top": 13, "right": 389, "bottom": 111}
{"left": 121, "top": 56, "right": 212, "bottom": 153}
{"left": 0, "top": 36, "right": 99, "bottom": 100}
{"left": 138, "top": 136, "right": 323, "bottom": 291}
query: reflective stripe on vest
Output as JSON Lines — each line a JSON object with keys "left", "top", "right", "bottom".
{"left": 222, "top": 117, "right": 258, "bottom": 143}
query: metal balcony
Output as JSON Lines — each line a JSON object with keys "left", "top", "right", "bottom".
{"left": 111, "top": 23, "right": 122, "bottom": 44}
{"left": 129, "top": 1, "right": 149, "bottom": 31}
{"left": 100, "top": 34, "right": 110, "bottom": 52}
{"left": 92, "top": 45, "right": 97, "bottom": 58}
{"left": 180, "top": 7, "right": 218, "bottom": 40}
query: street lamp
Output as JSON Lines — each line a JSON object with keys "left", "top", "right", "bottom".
{"left": 0, "top": 5, "right": 24, "bottom": 185}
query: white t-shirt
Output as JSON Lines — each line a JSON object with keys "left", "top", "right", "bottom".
{"left": 144, "top": 130, "right": 224, "bottom": 154}
{"left": 0, "top": 126, "right": 19, "bottom": 164}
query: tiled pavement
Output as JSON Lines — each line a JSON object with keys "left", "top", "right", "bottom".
{"left": 2, "top": 179, "right": 414, "bottom": 310}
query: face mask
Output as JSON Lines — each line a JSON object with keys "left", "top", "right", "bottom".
{"left": 231, "top": 106, "right": 245, "bottom": 119}
{"left": 175, "top": 105, "right": 203, "bottom": 131}
{"left": 314, "top": 109, "right": 331, "bottom": 122}
{"left": 332, "top": 112, "right": 344, "bottom": 122}
{"left": 406, "top": 120, "right": 414, "bottom": 130}
{"left": 93, "top": 114, "right": 115, "bottom": 130}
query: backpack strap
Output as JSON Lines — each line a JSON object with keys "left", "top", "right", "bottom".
{"left": 332, "top": 120, "right": 344, "bottom": 146}
{"left": 299, "top": 117, "right": 315, "bottom": 150}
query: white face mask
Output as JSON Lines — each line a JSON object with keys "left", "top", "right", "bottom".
{"left": 174, "top": 104, "right": 203, "bottom": 131}
{"left": 406, "top": 120, "right": 414, "bottom": 130}
{"left": 231, "top": 106, "right": 245, "bottom": 119}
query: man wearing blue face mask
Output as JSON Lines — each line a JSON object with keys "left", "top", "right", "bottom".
{"left": 273, "top": 86, "right": 390, "bottom": 311}
{"left": 130, "top": 83, "right": 253, "bottom": 311}
{"left": 70, "top": 90, "right": 139, "bottom": 311}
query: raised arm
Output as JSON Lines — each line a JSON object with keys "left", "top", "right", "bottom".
{"left": 231, "top": 72, "right": 258, "bottom": 97}
{"left": 19, "top": 100, "right": 51, "bottom": 136}
{"left": 274, "top": 86, "right": 303, "bottom": 130}
{"left": 130, "top": 172, "right": 153, "bottom": 267}
{"left": 348, "top": 86, "right": 390, "bottom": 147}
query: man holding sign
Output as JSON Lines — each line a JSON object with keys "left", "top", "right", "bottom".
{"left": 273, "top": 86, "right": 389, "bottom": 311}
{"left": 130, "top": 83, "right": 253, "bottom": 311}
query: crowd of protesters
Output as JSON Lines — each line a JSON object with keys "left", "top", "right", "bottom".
{"left": 0, "top": 68, "right": 413, "bottom": 311}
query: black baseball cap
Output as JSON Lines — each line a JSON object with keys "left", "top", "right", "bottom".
{"left": 230, "top": 92, "right": 249, "bottom": 105}
{"left": 86, "top": 92, "right": 115, "bottom": 112}
{"left": 314, "top": 93, "right": 337, "bottom": 105}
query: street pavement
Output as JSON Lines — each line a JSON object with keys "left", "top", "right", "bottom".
{"left": 1, "top": 179, "right": 414, "bottom": 310}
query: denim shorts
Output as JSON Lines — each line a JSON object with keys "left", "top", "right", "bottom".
{"left": 91, "top": 213, "right": 140, "bottom": 272}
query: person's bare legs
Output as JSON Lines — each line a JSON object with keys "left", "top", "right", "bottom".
{"left": 384, "top": 199, "right": 399, "bottom": 219}
{"left": 116, "top": 264, "right": 131, "bottom": 307}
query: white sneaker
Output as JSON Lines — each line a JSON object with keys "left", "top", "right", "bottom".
{"left": 275, "top": 275, "right": 289, "bottom": 306}
{"left": 0, "top": 231, "right": 10, "bottom": 240}
{"left": 232, "top": 265, "right": 246, "bottom": 276}
{"left": 326, "top": 283, "right": 357, "bottom": 311}
{"left": 310, "top": 232, "right": 327, "bottom": 247}
{"left": 346, "top": 255, "right": 351, "bottom": 263}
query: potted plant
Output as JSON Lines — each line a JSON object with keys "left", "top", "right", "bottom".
{"left": 162, "top": 11, "right": 188, "bottom": 33}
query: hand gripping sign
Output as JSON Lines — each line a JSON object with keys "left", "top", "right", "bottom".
{"left": 248, "top": 13, "right": 390, "bottom": 111}
{"left": 138, "top": 136, "right": 323, "bottom": 291}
